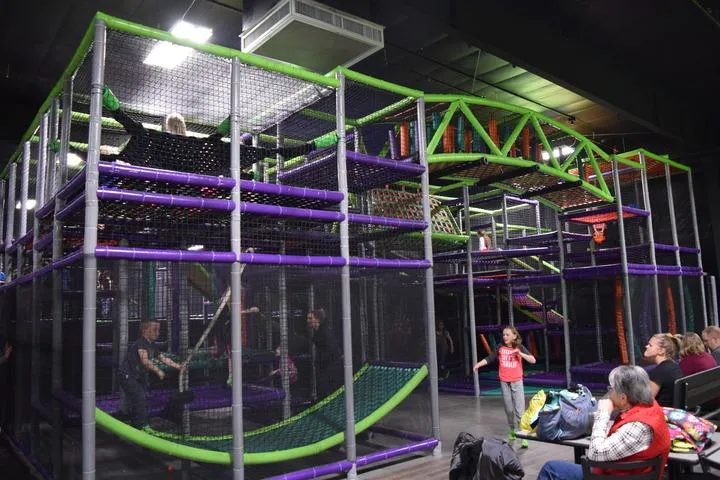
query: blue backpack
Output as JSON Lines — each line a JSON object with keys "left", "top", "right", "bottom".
{"left": 536, "top": 385, "right": 597, "bottom": 441}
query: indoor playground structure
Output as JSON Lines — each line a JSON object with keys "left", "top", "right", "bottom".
{"left": 0, "top": 11, "right": 719, "bottom": 480}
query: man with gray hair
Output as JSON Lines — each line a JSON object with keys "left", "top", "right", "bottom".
{"left": 537, "top": 365, "right": 670, "bottom": 479}
{"left": 702, "top": 326, "right": 720, "bottom": 364}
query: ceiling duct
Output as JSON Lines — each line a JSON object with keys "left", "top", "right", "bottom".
{"left": 241, "top": 0, "right": 384, "bottom": 73}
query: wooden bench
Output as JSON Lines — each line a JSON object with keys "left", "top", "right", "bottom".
{"left": 673, "top": 365, "right": 720, "bottom": 421}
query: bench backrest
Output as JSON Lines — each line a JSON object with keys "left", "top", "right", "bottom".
{"left": 673, "top": 365, "right": 720, "bottom": 411}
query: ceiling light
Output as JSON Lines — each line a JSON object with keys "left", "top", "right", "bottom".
{"left": 16, "top": 199, "right": 37, "bottom": 210}
{"left": 188, "top": 244, "right": 205, "bottom": 251}
{"left": 144, "top": 21, "right": 213, "bottom": 69}
{"left": 540, "top": 146, "right": 575, "bottom": 161}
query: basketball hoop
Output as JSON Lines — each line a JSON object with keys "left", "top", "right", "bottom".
{"left": 592, "top": 222, "right": 607, "bottom": 244}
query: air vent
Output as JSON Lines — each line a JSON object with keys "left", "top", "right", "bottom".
{"left": 241, "top": 0, "right": 384, "bottom": 73}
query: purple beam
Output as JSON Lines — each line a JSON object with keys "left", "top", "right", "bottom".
{"left": 678, "top": 246, "right": 701, "bottom": 254}
{"left": 96, "top": 188, "right": 235, "bottom": 211}
{"left": 33, "top": 232, "right": 53, "bottom": 252}
{"left": 477, "top": 322, "right": 544, "bottom": 333}
{"left": 347, "top": 213, "right": 427, "bottom": 230}
{"left": 96, "top": 246, "right": 237, "bottom": 263}
{"left": 240, "top": 202, "right": 343, "bottom": 222}
{"left": 98, "top": 161, "right": 236, "bottom": 189}
{"left": 346, "top": 150, "right": 425, "bottom": 175}
{"left": 12, "top": 249, "right": 83, "bottom": 286}
{"left": 238, "top": 180, "right": 343, "bottom": 204}
{"left": 269, "top": 440, "right": 438, "bottom": 480}
{"left": 239, "top": 252, "right": 346, "bottom": 266}
{"left": 350, "top": 258, "right": 431, "bottom": 269}
{"left": 56, "top": 193, "right": 85, "bottom": 221}
{"left": 388, "top": 130, "right": 398, "bottom": 160}
{"left": 35, "top": 198, "right": 56, "bottom": 219}
{"left": 18, "top": 230, "right": 33, "bottom": 246}
{"left": 356, "top": 439, "right": 439, "bottom": 466}
{"left": 57, "top": 170, "right": 86, "bottom": 200}
{"left": 268, "top": 460, "right": 352, "bottom": 480}
{"left": 559, "top": 204, "right": 650, "bottom": 222}
{"left": 277, "top": 152, "right": 337, "bottom": 182}
{"left": 654, "top": 243, "right": 679, "bottom": 252}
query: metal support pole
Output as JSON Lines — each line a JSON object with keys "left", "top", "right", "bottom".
{"left": 275, "top": 125, "right": 291, "bottom": 418}
{"left": 82, "top": 18, "right": 106, "bottom": 480}
{"left": 463, "top": 186, "right": 480, "bottom": 397}
{"left": 462, "top": 294, "right": 470, "bottom": 376}
{"left": 687, "top": 170, "right": 708, "bottom": 328}
{"left": 0, "top": 181, "right": 4, "bottom": 271}
{"left": 541, "top": 288, "right": 550, "bottom": 372}
{"left": 230, "top": 57, "right": 246, "bottom": 480}
{"left": 709, "top": 276, "right": 719, "bottom": 326}
{"left": 336, "top": 72, "right": 358, "bottom": 478}
{"left": 31, "top": 114, "right": 49, "bottom": 455}
{"left": 613, "top": 159, "right": 636, "bottom": 364}
{"left": 18, "top": 141, "right": 30, "bottom": 276}
{"left": 502, "top": 195, "right": 514, "bottom": 325}
{"left": 14, "top": 141, "right": 30, "bottom": 438}
{"left": 4, "top": 165, "right": 16, "bottom": 279}
{"left": 589, "top": 234, "right": 604, "bottom": 362}
{"left": 639, "top": 153, "right": 662, "bottom": 333}
{"left": 308, "top": 283, "right": 317, "bottom": 399}
{"left": 555, "top": 218, "right": 572, "bottom": 386}
{"left": 48, "top": 98, "right": 60, "bottom": 199}
{"left": 417, "top": 97, "right": 441, "bottom": 452}
{"left": 51, "top": 76, "right": 72, "bottom": 480}
{"left": 665, "top": 163, "right": 686, "bottom": 333}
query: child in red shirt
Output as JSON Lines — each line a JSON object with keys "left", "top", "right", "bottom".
{"left": 474, "top": 326, "right": 536, "bottom": 447}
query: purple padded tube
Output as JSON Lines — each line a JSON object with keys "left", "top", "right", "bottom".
{"left": 679, "top": 246, "right": 701, "bottom": 254}
{"left": 356, "top": 439, "right": 439, "bottom": 466}
{"left": 33, "top": 232, "right": 53, "bottom": 252}
{"left": 240, "top": 202, "right": 343, "bottom": 222}
{"left": 96, "top": 188, "right": 235, "bottom": 211}
{"left": 98, "top": 161, "right": 236, "bottom": 188}
{"left": 239, "top": 252, "right": 346, "bottom": 266}
{"left": 57, "top": 170, "right": 87, "bottom": 200}
{"left": 18, "top": 230, "right": 33, "bottom": 246}
{"left": 35, "top": 198, "right": 56, "bottom": 219}
{"left": 347, "top": 213, "right": 427, "bottom": 230}
{"left": 559, "top": 204, "right": 650, "bottom": 222}
{"left": 345, "top": 150, "right": 425, "bottom": 174}
{"left": 388, "top": 130, "right": 398, "bottom": 160}
{"left": 349, "top": 258, "right": 431, "bottom": 269}
{"left": 238, "top": 180, "right": 343, "bottom": 204}
{"left": 96, "top": 246, "right": 237, "bottom": 263}
{"left": 56, "top": 193, "right": 85, "bottom": 221}
{"left": 269, "top": 460, "right": 352, "bottom": 480}
{"left": 269, "top": 440, "right": 438, "bottom": 480}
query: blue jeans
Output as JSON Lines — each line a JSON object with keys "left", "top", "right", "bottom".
{"left": 537, "top": 460, "right": 582, "bottom": 480}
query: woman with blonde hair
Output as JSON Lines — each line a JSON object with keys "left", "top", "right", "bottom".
{"left": 679, "top": 332, "right": 717, "bottom": 376}
{"left": 644, "top": 333, "right": 683, "bottom": 406}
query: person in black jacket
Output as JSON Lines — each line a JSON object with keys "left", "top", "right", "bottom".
{"left": 449, "top": 432, "right": 524, "bottom": 480}
{"left": 307, "top": 309, "right": 343, "bottom": 399}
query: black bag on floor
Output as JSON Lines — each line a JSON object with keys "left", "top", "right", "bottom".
{"left": 449, "top": 432, "right": 524, "bottom": 480}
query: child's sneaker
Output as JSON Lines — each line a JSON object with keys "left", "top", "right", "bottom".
{"left": 521, "top": 439, "right": 529, "bottom": 449}
{"left": 508, "top": 429, "right": 516, "bottom": 442}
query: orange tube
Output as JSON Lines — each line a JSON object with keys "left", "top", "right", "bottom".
{"left": 488, "top": 119, "right": 499, "bottom": 146}
{"left": 666, "top": 282, "right": 677, "bottom": 335}
{"left": 464, "top": 129, "right": 473, "bottom": 152}
{"left": 443, "top": 124, "right": 456, "bottom": 153}
{"left": 522, "top": 127, "right": 531, "bottom": 159}
{"left": 480, "top": 333, "right": 492, "bottom": 355}
{"left": 399, "top": 121, "right": 410, "bottom": 157}
{"left": 615, "top": 278, "right": 629, "bottom": 363}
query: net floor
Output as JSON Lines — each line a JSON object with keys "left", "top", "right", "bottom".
{"left": 10, "top": 393, "right": 588, "bottom": 480}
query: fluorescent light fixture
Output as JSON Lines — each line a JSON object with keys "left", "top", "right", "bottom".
{"left": 144, "top": 21, "right": 213, "bottom": 69}
{"left": 16, "top": 199, "right": 37, "bottom": 210}
{"left": 541, "top": 146, "right": 575, "bottom": 161}
{"left": 187, "top": 244, "right": 205, "bottom": 251}
{"left": 67, "top": 152, "right": 84, "bottom": 167}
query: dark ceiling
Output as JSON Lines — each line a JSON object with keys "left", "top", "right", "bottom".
{"left": 1, "top": 0, "right": 719, "bottom": 165}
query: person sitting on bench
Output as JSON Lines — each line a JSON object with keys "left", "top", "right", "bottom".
{"left": 537, "top": 365, "right": 670, "bottom": 480}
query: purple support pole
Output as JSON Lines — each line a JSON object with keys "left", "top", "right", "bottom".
{"left": 388, "top": 130, "right": 398, "bottom": 160}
